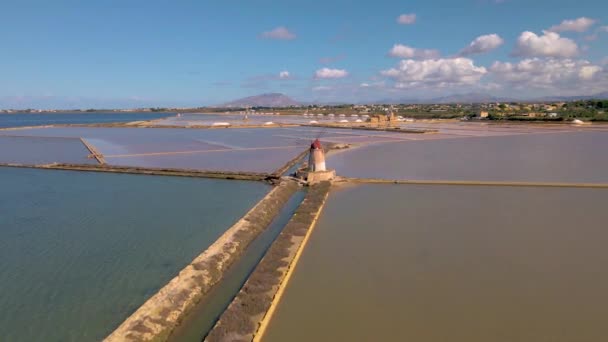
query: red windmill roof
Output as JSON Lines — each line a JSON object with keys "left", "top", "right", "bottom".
{"left": 311, "top": 139, "right": 322, "bottom": 149}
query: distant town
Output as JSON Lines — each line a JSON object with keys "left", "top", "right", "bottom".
{"left": 3, "top": 99, "right": 607, "bottom": 122}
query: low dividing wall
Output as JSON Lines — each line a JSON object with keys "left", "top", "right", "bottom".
{"left": 0, "top": 163, "right": 273, "bottom": 182}
{"left": 104, "top": 181, "right": 299, "bottom": 342}
{"left": 205, "top": 181, "right": 331, "bottom": 342}
{"left": 341, "top": 177, "right": 608, "bottom": 189}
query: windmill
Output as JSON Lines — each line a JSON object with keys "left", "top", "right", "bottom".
{"left": 296, "top": 126, "right": 335, "bottom": 184}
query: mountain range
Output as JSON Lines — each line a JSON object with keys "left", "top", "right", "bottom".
{"left": 220, "top": 93, "right": 299, "bottom": 107}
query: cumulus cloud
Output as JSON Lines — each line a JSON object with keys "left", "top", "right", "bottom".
{"left": 260, "top": 26, "right": 296, "bottom": 40}
{"left": 584, "top": 26, "right": 608, "bottom": 41}
{"left": 513, "top": 31, "right": 578, "bottom": 58}
{"left": 388, "top": 44, "right": 440, "bottom": 59}
{"left": 359, "top": 81, "right": 385, "bottom": 88}
{"left": 459, "top": 34, "right": 504, "bottom": 55}
{"left": 490, "top": 58, "right": 605, "bottom": 92}
{"left": 549, "top": 17, "right": 596, "bottom": 32}
{"left": 397, "top": 13, "right": 416, "bottom": 25}
{"left": 381, "top": 58, "right": 487, "bottom": 88}
{"left": 313, "top": 86, "right": 332, "bottom": 91}
{"left": 314, "top": 68, "right": 349, "bottom": 79}
{"left": 279, "top": 71, "right": 290, "bottom": 79}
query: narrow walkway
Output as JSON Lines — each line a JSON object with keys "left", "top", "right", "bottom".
{"left": 341, "top": 177, "right": 608, "bottom": 189}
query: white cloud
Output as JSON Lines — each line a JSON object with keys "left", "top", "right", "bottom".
{"left": 585, "top": 26, "right": 608, "bottom": 41}
{"left": 513, "top": 31, "right": 578, "bottom": 58}
{"left": 459, "top": 34, "right": 504, "bottom": 55}
{"left": 381, "top": 58, "right": 487, "bottom": 89}
{"left": 279, "top": 71, "right": 290, "bottom": 79}
{"left": 388, "top": 44, "right": 440, "bottom": 59}
{"left": 490, "top": 58, "right": 605, "bottom": 92}
{"left": 313, "top": 86, "right": 332, "bottom": 91}
{"left": 397, "top": 13, "right": 416, "bottom": 25}
{"left": 549, "top": 17, "right": 596, "bottom": 33}
{"left": 314, "top": 68, "right": 349, "bottom": 79}
{"left": 260, "top": 26, "right": 296, "bottom": 40}
{"left": 359, "top": 81, "right": 385, "bottom": 89}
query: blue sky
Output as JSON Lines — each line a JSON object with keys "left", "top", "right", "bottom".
{"left": 1, "top": 0, "right": 607, "bottom": 108}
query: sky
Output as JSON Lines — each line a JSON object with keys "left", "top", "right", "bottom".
{"left": 1, "top": 0, "right": 608, "bottom": 108}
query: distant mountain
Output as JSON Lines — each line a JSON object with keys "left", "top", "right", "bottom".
{"left": 534, "top": 91, "right": 608, "bottom": 102}
{"left": 220, "top": 93, "right": 300, "bottom": 107}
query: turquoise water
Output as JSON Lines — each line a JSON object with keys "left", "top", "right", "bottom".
{"left": 0, "top": 112, "right": 171, "bottom": 128}
{"left": 0, "top": 167, "right": 269, "bottom": 341}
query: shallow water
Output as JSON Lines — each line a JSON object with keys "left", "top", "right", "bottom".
{"left": 0, "top": 135, "right": 98, "bottom": 165}
{"left": 264, "top": 184, "right": 608, "bottom": 342}
{"left": 0, "top": 112, "right": 171, "bottom": 128}
{"left": 329, "top": 131, "right": 608, "bottom": 183}
{"left": 0, "top": 167, "right": 269, "bottom": 341}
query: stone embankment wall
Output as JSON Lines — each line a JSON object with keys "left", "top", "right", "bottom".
{"left": 105, "top": 181, "right": 299, "bottom": 342}
{"left": 0, "top": 163, "right": 273, "bottom": 182}
{"left": 205, "top": 181, "right": 331, "bottom": 342}
{"left": 340, "top": 177, "right": 608, "bottom": 189}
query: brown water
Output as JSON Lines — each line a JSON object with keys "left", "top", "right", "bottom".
{"left": 263, "top": 184, "right": 608, "bottom": 342}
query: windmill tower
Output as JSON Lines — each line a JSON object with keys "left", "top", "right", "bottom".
{"left": 308, "top": 139, "right": 326, "bottom": 172}
{"left": 297, "top": 138, "right": 335, "bottom": 184}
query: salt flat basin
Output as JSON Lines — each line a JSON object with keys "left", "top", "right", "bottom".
{"left": 0, "top": 135, "right": 99, "bottom": 165}
{"left": 0, "top": 112, "right": 171, "bottom": 129}
{"left": 328, "top": 131, "right": 608, "bottom": 183}
{"left": 0, "top": 126, "right": 424, "bottom": 172}
{"left": 263, "top": 184, "right": 608, "bottom": 342}
{"left": 0, "top": 127, "right": 313, "bottom": 172}
{"left": 0, "top": 167, "right": 269, "bottom": 342}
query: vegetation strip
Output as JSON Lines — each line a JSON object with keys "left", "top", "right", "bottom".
{"left": 104, "top": 181, "right": 299, "bottom": 342}
{"left": 342, "top": 177, "right": 608, "bottom": 189}
{"left": 205, "top": 181, "right": 331, "bottom": 342}
{"left": 0, "top": 163, "right": 273, "bottom": 182}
